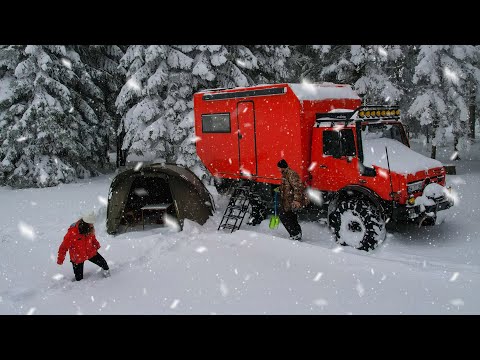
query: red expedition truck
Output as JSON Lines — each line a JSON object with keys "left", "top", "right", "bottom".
{"left": 193, "top": 83, "right": 454, "bottom": 251}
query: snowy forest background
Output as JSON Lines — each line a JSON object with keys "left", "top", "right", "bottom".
{"left": 1, "top": 45, "right": 479, "bottom": 188}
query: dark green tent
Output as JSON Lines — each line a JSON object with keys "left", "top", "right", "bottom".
{"left": 106, "top": 164, "right": 215, "bottom": 234}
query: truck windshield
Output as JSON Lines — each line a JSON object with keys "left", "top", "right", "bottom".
{"left": 361, "top": 123, "right": 408, "bottom": 146}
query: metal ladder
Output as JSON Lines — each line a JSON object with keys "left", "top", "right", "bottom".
{"left": 218, "top": 182, "right": 254, "bottom": 232}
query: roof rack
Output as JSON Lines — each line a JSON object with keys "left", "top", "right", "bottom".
{"left": 315, "top": 105, "right": 400, "bottom": 125}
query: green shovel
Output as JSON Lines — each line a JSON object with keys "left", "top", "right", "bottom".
{"left": 269, "top": 189, "right": 280, "bottom": 229}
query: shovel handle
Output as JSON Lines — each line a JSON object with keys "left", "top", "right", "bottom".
{"left": 274, "top": 190, "right": 277, "bottom": 216}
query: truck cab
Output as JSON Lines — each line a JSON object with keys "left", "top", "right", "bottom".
{"left": 310, "top": 106, "right": 454, "bottom": 250}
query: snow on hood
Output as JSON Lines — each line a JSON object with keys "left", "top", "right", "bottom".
{"left": 289, "top": 83, "right": 360, "bottom": 101}
{"left": 363, "top": 138, "right": 443, "bottom": 174}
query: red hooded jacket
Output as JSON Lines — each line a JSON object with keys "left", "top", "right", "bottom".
{"left": 57, "top": 221, "right": 101, "bottom": 265}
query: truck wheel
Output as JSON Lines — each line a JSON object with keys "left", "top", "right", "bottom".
{"left": 330, "top": 198, "right": 386, "bottom": 251}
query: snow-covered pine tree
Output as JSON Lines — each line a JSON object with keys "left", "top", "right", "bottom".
{"left": 0, "top": 45, "right": 23, "bottom": 185}
{"left": 74, "top": 45, "right": 126, "bottom": 167}
{"left": 0, "top": 45, "right": 109, "bottom": 187}
{"left": 309, "top": 45, "right": 403, "bottom": 104}
{"left": 408, "top": 45, "right": 480, "bottom": 158}
{"left": 116, "top": 45, "right": 284, "bottom": 170}
{"left": 244, "top": 45, "right": 291, "bottom": 84}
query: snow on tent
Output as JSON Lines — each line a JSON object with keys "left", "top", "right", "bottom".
{"left": 106, "top": 164, "right": 215, "bottom": 234}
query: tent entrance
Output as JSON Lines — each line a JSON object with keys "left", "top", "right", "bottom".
{"left": 120, "top": 175, "right": 177, "bottom": 231}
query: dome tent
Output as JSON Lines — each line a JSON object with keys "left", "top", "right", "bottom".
{"left": 106, "top": 164, "right": 215, "bottom": 234}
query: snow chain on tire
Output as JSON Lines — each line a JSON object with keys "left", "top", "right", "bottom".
{"left": 329, "top": 198, "right": 386, "bottom": 251}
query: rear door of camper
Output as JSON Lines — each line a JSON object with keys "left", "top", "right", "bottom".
{"left": 237, "top": 101, "right": 257, "bottom": 176}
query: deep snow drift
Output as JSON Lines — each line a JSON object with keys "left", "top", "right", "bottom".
{"left": 1, "top": 148, "right": 479, "bottom": 314}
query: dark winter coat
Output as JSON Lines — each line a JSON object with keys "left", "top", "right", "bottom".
{"left": 279, "top": 167, "right": 306, "bottom": 212}
{"left": 57, "top": 221, "right": 101, "bottom": 265}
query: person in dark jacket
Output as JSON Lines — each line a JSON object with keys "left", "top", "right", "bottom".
{"left": 277, "top": 159, "right": 303, "bottom": 241}
{"left": 57, "top": 211, "right": 110, "bottom": 281}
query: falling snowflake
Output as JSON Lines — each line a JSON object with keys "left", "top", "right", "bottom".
{"left": 444, "top": 67, "right": 459, "bottom": 84}
{"left": 313, "top": 272, "right": 323, "bottom": 282}
{"left": 308, "top": 162, "right": 317, "bottom": 171}
{"left": 27, "top": 307, "right": 36, "bottom": 315}
{"left": 332, "top": 246, "right": 343, "bottom": 253}
{"left": 196, "top": 246, "right": 207, "bottom": 253}
{"left": 164, "top": 214, "right": 181, "bottom": 232}
{"left": 381, "top": 274, "right": 387, "bottom": 281}
{"left": 449, "top": 272, "right": 459, "bottom": 282}
{"left": 134, "top": 188, "right": 148, "bottom": 197}
{"left": 450, "top": 298, "right": 464, "bottom": 307}
{"left": 69, "top": 107, "right": 74, "bottom": 113}
{"left": 18, "top": 221, "right": 35, "bottom": 240}
{"left": 228, "top": 158, "right": 232, "bottom": 165}
{"left": 127, "top": 78, "right": 141, "bottom": 91}
{"left": 52, "top": 274, "right": 64, "bottom": 281}
{"left": 240, "top": 168, "right": 252, "bottom": 178}
{"left": 134, "top": 162, "right": 143, "bottom": 171}
{"left": 61, "top": 58, "right": 72, "bottom": 69}
{"left": 307, "top": 188, "right": 323, "bottom": 206}
{"left": 378, "top": 46, "right": 388, "bottom": 57}
{"left": 143, "top": 288, "right": 147, "bottom": 295}
{"left": 234, "top": 268, "right": 238, "bottom": 275}
{"left": 286, "top": 260, "right": 290, "bottom": 268}
{"left": 370, "top": 268, "right": 375, "bottom": 275}
{"left": 377, "top": 168, "right": 388, "bottom": 179}
{"left": 236, "top": 59, "right": 246, "bottom": 68}
{"left": 450, "top": 151, "right": 459, "bottom": 161}
{"left": 16, "top": 136, "right": 27, "bottom": 142}
{"left": 356, "top": 281, "right": 365, "bottom": 297}
{"left": 220, "top": 281, "right": 229, "bottom": 297}
{"left": 91, "top": 296, "right": 95, "bottom": 302}
{"left": 190, "top": 136, "right": 202, "bottom": 143}
{"left": 97, "top": 196, "right": 108, "bottom": 206}
{"left": 30, "top": 201, "right": 37, "bottom": 206}
{"left": 313, "top": 298, "right": 328, "bottom": 308}
{"left": 170, "top": 299, "right": 180, "bottom": 309}
{"left": 105, "top": 244, "right": 111, "bottom": 251}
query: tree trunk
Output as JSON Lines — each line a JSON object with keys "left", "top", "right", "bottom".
{"left": 426, "top": 124, "right": 430, "bottom": 144}
{"left": 453, "top": 134, "right": 461, "bottom": 161}
{"left": 470, "top": 90, "right": 476, "bottom": 139}
{"left": 431, "top": 120, "right": 438, "bottom": 159}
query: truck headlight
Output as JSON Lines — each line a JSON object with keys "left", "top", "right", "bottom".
{"left": 407, "top": 180, "right": 423, "bottom": 194}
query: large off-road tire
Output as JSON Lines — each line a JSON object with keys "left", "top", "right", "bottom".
{"left": 329, "top": 198, "right": 386, "bottom": 251}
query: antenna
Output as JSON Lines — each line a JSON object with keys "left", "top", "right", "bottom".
{"left": 385, "top": 146, "right": 395, "bottom": 202}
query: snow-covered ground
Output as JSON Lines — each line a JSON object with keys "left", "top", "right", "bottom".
{"left": 1, "top": 144, "right": 479, "bottom": 314}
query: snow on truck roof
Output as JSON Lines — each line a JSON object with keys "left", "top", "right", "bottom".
{"left": 288, "top": 83, "right": 360, "bottom": 101}
{"left": 199, "top": 83, "right": 360, "bottom": 101}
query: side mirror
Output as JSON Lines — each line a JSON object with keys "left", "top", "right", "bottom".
{"left": 359, "top": 162, "right": 377, "bottom": 177}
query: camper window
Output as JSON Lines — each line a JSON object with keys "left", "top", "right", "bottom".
{"left": 202, "top": 113, "right": 231, "bottom": 133}
{"left": 323, "top": 129, "right": 356, "bottom": 157}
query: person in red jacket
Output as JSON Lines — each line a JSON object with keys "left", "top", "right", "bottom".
{"left": 57, "top": 211, "right": 110, "bottom": 281}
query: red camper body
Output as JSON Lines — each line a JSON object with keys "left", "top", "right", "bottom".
{"left": 193, "top": 83, "right": 454, "bottom": 252}
{"left": 193, "top": 83, "right": 361, "bottom": 186}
